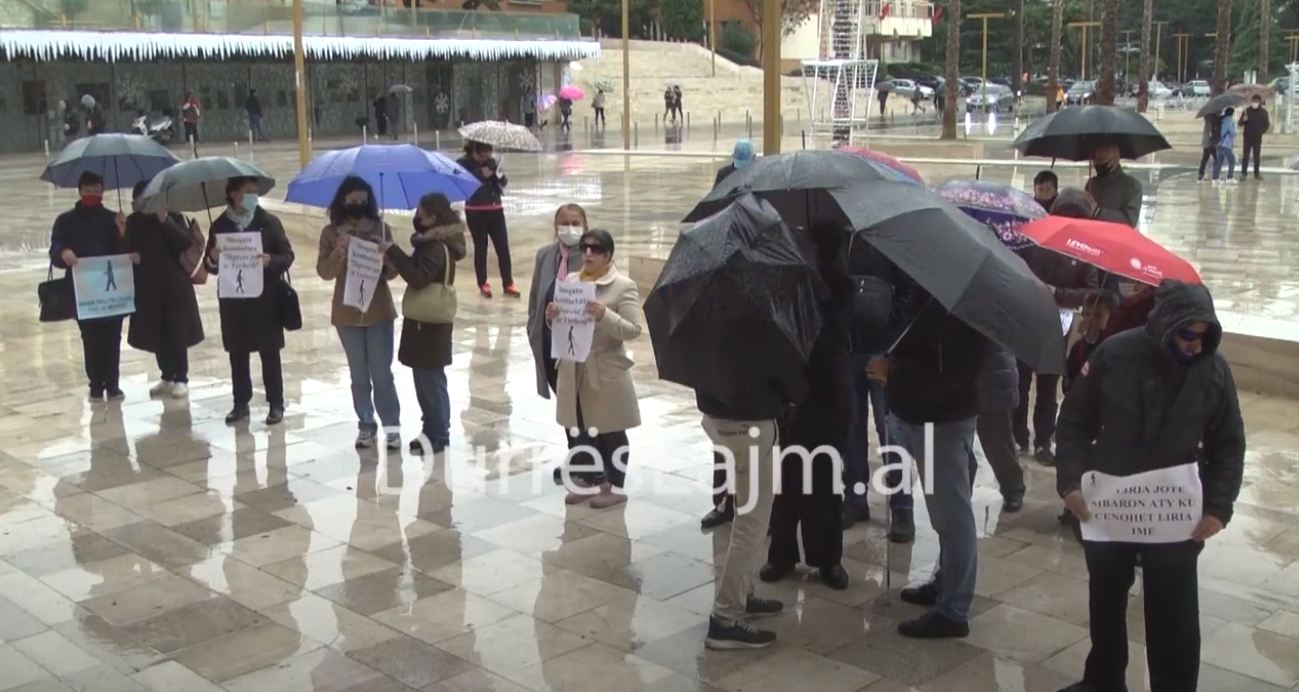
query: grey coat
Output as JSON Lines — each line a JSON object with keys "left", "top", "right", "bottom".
{"left": 528, "top": 242, "right": 584, "bottom": 398}
{"left": 978, "top": 344, "right": 1021, "bottom": 412}
{"left": 1086, "top": 167, "right": 1143, "bottom": 228}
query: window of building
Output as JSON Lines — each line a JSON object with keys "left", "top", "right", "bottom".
{"left": 22, "top": 81, "right": 48, "bottom": 115}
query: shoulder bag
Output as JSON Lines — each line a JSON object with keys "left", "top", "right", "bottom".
{"left": 401, "top": 243, "right": 457, "bottom": 324}
{"left": 276, "top": 270, "right": 302, "bottom": 331}
{"left": 179, "top": 217, "right": 208, "bottom": 285}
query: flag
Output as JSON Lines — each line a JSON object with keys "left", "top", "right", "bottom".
{"left": 880, "top": 2, "right": 891, "bottom": 19}
{"left": 932, "top": 6, "right": 944, "bottom": 22}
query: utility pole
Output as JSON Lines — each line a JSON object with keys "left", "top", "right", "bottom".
{"left": 969, "top": 12, "right": 1006, "bottom": 103}
{"left": 293, "top": 0, "right": 309, "bottom": 167}
{"left": 1122, "top": 29, "right": 1136, "bottom": 84}
{"left": 709, "top": 0, "right": 716, "bottom": 77}
{"left": 621, "top": 0, "right": 630, "bottom": 150}
{"left": 762, "top": 0, "right": 781, "bottom": 154}
{"left": 1069, "top": 21, "right": 1101, "bottom": 80}
{"left": 1154, "top": 21, "right": 1168, "bottom": 81}
{"left": 1261, "top": 0, "right": 1271, "bottom": 83}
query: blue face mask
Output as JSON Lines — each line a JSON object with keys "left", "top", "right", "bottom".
{"left": 239, "top": 193, "right": 259, "bottom": 213}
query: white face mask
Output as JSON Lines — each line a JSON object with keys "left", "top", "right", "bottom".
{"left": 1251, "top": 102, "right": 1261, "bottom": 109}
{"left": 556, "top": 224, "right": 584, "bottom": 247}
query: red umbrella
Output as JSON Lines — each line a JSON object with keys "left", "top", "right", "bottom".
{"left": 836, "top": 145, "right": 925, "bottom": 184}
{"left": 1019, "top": 216, "right": 1201, "bottom": 286}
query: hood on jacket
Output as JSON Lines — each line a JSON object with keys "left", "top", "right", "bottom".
{"left": 412, "top": 222, "right": 468, "bottom": 260}
{"left": 1145, "top": 280, "right": 1222, "bottom": 360}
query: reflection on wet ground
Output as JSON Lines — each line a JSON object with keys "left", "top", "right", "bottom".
{"left": 1, "top": 140, "right": 1298, "bottom": 691}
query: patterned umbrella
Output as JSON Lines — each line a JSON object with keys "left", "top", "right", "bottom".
{"left": 836, "top": 146, "right": 924, "bottom": 184}
{"left": 934, "top": 179, "right": 1045, "bottom": 250}
{"left": 458, "top": 120, "right": 543, "bottom": 152}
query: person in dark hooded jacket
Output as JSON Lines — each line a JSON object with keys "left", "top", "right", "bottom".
{"left": 1055, "top": 280, "right": 1245, "bottom": 692}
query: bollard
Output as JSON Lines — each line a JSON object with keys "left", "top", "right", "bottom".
{"left": 654, "top": 113, "right": 658, "bottom": 134}
{"left": 634, "top": 121, "right": 639, "bottom": 149}
{"left": 975, "top": 164, "right": 982, "bottom": 180}
{"left": 362, "top": 125, "right": 368, "bottom": 145}
{"left": 801, "top": 129, "right": 806, "bottom": 150}
{"left": 413, "top": 122, "right": 419, "bottom": 146}
{"left": 248, "top": 130, "right": 255, "bottom": 162}
{"left": 233, "top": 141, "right": 239, "bottom": 158}
{"left": 43, "top": 138, "right": 50, "bottom": 163}
{"left": 435, "top": 130, "right": 441, "bottom": 150}
{"left": 686, "top": 111, "right": 691, "bottom": 134}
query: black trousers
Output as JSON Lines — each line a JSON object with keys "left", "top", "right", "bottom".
{"left": 976, "top": 407, "right": 1025, "bottom": 496}
{"left": 230, "top": 349, "right": 283, "bottom": 407}
{"left": 1082, "top": 540, "right": 1203, "bottom": 692}
{"left": 1240, "top": 136, "right": 1262, "bottom": 178}
{"left": 1197, "top": 146, "right": 1217, "bottom": 179}
{"left": 594, "top": 107, "right": 606, "bottom": 126}
{"left": 466, "top": 209, "right": 513, "bottom": 288}
{"left": 155, "top": 331, "right": 190, "bottom": 383}
{"left": 768, "top": 454, "right": 843, "bottom": 569}
{"left": 78, "top": 317, "right": 123, "bottom": 392}
{"left": 565, "top": 393, "right": 630, "bottom": 488}
{"left": 183, "top": 122, "right": 199, "bottom": 144}
{"left": 1014, "top": 361, "right": 1059, "bottom": 450}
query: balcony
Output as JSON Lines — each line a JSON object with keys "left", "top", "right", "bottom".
{"left": 863, "top": 0, "right": 933, "bottom": 40}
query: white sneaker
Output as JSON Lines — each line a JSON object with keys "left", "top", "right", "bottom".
{"left": 385, "top": 433, "right": 401, "bottom": 450}
{"left": 169, "top": 382, "right": 189, "bottom": 398}
{"left": 149, "top": 381, "right": 171, "bottom": 397}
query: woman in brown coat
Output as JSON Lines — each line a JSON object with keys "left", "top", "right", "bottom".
{"left": 385, "top": 193, "right": 467, "bottom": 455}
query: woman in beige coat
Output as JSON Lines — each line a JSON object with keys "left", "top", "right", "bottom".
{"left": 545, "top": 229, "right": 644, "bottom": 508}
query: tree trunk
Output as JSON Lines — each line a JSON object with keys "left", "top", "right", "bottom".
{"left": 942, "top": 0, "right": 961, "bottom": 139}
{"left": 1137, "top": 0, "right": 1152, "bottom": 112}
{"left": 1048, "top": 0, "right": 1063, "bottom": 113}
{"left": 1212, "top": 0, "right": 1233, "bottom": 94}
{"left": 1012, "top": 0, "right": 1025, "bottom": 94}
{"left": 1260, "top": 0, "right": 1271, "bottom": 83}
{"left": 1097, "top": 0, "right": 1118, "bottom": 104}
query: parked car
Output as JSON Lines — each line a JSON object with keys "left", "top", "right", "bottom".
{"left": 1065, "top": 80, "right": 1095, "bottom": 105}
{"left": 1127, "top": 80, "right": 1173, "bottom": 99}
{"left": 1186, "top": 80, "right": 1211, "bottom": 97}
{"left": 916, "top": 77, "right": 941, "bottom": 93}
{"left": 889, "top": 78, "right": 934, "bottom": 101}
{"left": 1269, "top": 76, "right": 1292, "bottom": 95}
{"left": 965, "top": 83, "right": 1016, "bottom": 113}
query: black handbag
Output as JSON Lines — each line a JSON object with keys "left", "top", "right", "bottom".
{"left": 38, "top": 264, "right": 76, "bottom": 322}
{"left": 276, "top": 271, "right": 302, "bottom": 331}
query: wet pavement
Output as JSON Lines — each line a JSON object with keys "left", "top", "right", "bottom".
{"left": 1, "top": 138, "right": 1298, "bottom": 691}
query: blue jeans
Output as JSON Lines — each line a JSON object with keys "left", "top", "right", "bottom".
{"left": 1213, "top": 145, "right": 1236, "bottom": 180}
{"left": 892, "top": 416, "right": 978, "bottom": 622}
{"left": 336, "top": 323, "right": 400, "bottom": 431}
{"left": 845, "top": 355, "right": 912, "bottom": 512}
{"left": 412, "top": 367, "right": 450, "bottom": 443}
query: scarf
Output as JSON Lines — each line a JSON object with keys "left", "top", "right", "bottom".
{"left": 225, "top": 206, "right": 253, "bottom": 229}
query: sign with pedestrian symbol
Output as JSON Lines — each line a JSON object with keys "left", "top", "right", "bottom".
{"left": 72, "top": 254, "right": 135, "bottom": 320}
{"left": 1080, "top": 462, "right": 1203, "bottom": 544}
{"left": 217, "top": 232, "right": 264, "bottom": 299}
{"left": 343, "top": 238, "right": 383, "bottom": 313}
{"left": 551, "top": 279, "right": 596, "bottom": 363}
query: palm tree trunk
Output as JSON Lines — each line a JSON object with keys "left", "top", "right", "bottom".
{"left": 1260, "top": 0, "right": 1271, "bottom": 82}
{"left": 1097, "top": 0, "right": 1118, "bottom": 104}
{"left": 1212, "top": 0, "right": 1233, "bottom": 95}
{"left": 1137, "top": 0, "right": 1152, "bottom": 112}
{"left": 1012, "top": 0, "right": 1025, "bottom": 95}
{"left": 942, "top": 0, "right": 961, "bottom": 139}
{"left": 1048, "top": 0, "right": 1063, "bottom": 113}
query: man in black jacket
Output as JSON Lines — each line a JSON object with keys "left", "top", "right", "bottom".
{"left": 1055, "top": 280, "right": 1245, "bottom": 692}
{"left": 1239, "top": 94, "right": 1270, "bottom": 181}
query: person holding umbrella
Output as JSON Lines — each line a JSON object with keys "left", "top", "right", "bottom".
{"left": 1197, "top": 112, "right": 1222, "bottom": 182}
{"left": 1085, "top": 141, "right": 1142, "bottom": 228}
{"left": 458, "top": 142, "right": 518, "bottom": 299}
{"left": 49, "top": 171, "right": 131, "bottom": 401}
{"left": 204, "top": 176, "right": 295, "bottom": 426}
{"left": 125, "top": 178, "right": 204, "bottom": 399}
{"left": 1213, "top": 107, "right": 1238, "bottom": 184}
{"left": 317, "top": 176, "right": 402, "bottom": 450}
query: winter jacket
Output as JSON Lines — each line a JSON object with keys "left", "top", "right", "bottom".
{"left": 124, "top": 212, "right": 204, "bottom": 353}
{"left": 1240, "top": 106, "right": 1270, "bottom": 141}
{"left": 1086, "top": 166, "right": 1142, "bottom": 228}
{"left": 386, "top": 221, "right": 467, "bottom": 370}
{"left": 1055, "top": 281, "right": 1245, "bottom": 524}
{"left": 780, "top": 258, "right": 855, "bottom": 449}
{"left": 846, "top": 235, "right": 924, "bottom": 355}
{"left": 458, "top": 155, "right": 508, "bottom": 210}
{"left": 554, "top": 266, "right": 644, "bottom": 433}
{"left": 316, "top": 218, "right": 398, "bottom": 327}
{"left": 978, "top": 344, "right": 1020, "bottom": 412}
{"left": 1200, "top": 114, "right": 1220, "bottom": 149}
{"left": 245, "top": 95, "right": 263, "bottom": 117}
{"left": 1018, "top": 246, "right": 1100, "bottom": 309}
{"left": 204, "top": 207, "right": 295, "bottom": 353}
{"left": 1219, "top": 117, "right": 1237, "bottom": 150}
{"left": 50, "top": 202, "right": 125, "bottom": 272}
{"left": 886, "top": 294, "right": 990, "bottom": 425}
{"left": 528, "top": 241, "right": 584, "bottom": 398}
{"left": 713, "top": 163, "right": 737, "bottom": 187}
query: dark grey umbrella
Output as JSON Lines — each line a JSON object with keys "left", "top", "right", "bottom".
{"left": 40, "top": 134, "right": 179, "bottom": 190}
{"left": 1013, "top": 105, "right": 1172, "bottom": 161}
{"left": 844, "top": 181, "right": 1066, "bottom": 374}
{"left": 1196, "top": 92, "right": 1245, "bottom": 117}
{"left": 136, "top": 157, "right": 275, "bottom": 213}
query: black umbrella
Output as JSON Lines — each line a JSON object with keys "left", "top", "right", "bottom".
{"left": 646, "top": 195, "right": 824, "bottom": 403}
{"left": 682, "top": 150, "right": 920, "bottom": 228}
{"left": 842, "top": 181, "right": 1066, "bottom": 374}
{"left": 1196, "top": 92, "right": 1245, "bottom": 118}
{"left": 1012, "top": 105, "right": 1172, "bottom": 161}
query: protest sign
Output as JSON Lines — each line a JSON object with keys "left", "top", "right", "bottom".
{"left": 1080, "top": 462, "right": 1202, "bottom": 544}
{"left": 72, "top": 254, "right": 135, "bottom": 320}
{"left": 343, "top": 238, "right": 384, "bottom": 313}
{"left": 550, "top": 279, "right": 596, "bottom": 363}
{"left": 217, "top": 232, "right": 264, "bottom": 299}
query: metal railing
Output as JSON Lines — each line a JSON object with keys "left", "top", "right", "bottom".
{"left": 0, "top": 0, "right": 581, "bottom": 39}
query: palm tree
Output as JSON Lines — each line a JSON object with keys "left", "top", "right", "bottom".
{"left": 1137, "top": 0, "right": 1152, "bottom": 113}
{"left": 942, "top": 0, "right": 961, "bottom": 139}
{"left": 1260, "top": 0, "right": 1271, "bottom": 83}
{"left": 1097, "top": 0, "right": 1118, "bottom": 104}
{"left": 1048, "top": 0, "right": 1063, "bottom": 112}
{"left": 1012, "top": 0, "right": 1025, "bottom": 95}
{"left": 1212, "top": 0, "right": 1233, "bottom": 95}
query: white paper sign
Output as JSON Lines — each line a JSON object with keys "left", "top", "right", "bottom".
{"left": 343, "top": 238, "right": 384, "bottom": 313}
{"left": 217, "top": 232, "right": 264, "bottom": 299}
{"left": 72, "top": 254, "right": 135, "bottom": 320}
{"left": 1080, "top": 462, "right": 1203, "bottom": 544}
{"left": 550, "top": 279, "right": 596, "bottom": 363}
{"left": 1060, "top": 309, "right": 1075, "bottom": 335}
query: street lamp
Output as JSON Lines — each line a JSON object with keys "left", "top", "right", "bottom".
{"left": 968, "top": 12, "right": 1006, "bottom": 103}
{"left": 1068, "top": 21, "right": 1100, "bottom": 81}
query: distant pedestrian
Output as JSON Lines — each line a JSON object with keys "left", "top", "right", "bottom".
{"left": 593, "top": 88, "right": 607, "bottom": 128}
{"left": 911, "top": 87, "right": 926, "bottom": 114}
{"left": 1197, "top": 112, "right": 1222, "bottom": 182}
{"left": 245, "top": 89, "right": 266, "bottom": 142}
{"left": 180, "top": 91, "right": 201, "bottom": 147}
{"left": 558, "top": 96, "right": 573, "bottom": 131}
{"left": 672, "top": 85, "right": 684, "bottom": 122}
{"left": 1238, "top": 94, "right": 1269, "bottom": 180}
{"left": 458, "top": 142, "right": 518, "bottom": 298}
{"left": 664, "top": 86, "right": 675, "bottom": 122}
{"left": 1213, "top": 107, "right": 1237, "bottom": 183}
{"left": 83, "top": 94, "right": 106, "bottom": 136}
{"left": 878, "top": 88, "right": 888, "bottom": 116}
{"left": 373, "top": 94, "right": 389, "bottom": 137}
{"left": 62, "top": 99, "right": 80, "bottom": 141}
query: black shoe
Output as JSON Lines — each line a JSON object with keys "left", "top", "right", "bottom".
{"left": 759, "top": 562, "right": 794, "bottom": 583}
{"left": 745, "top": 595, "right": 784, "bottom": 617}
{"left": 900, "top": 580, "right": 940, "bottom": 607}
{"left": 265, "top": 406, "right": 284, "bottom": 425}
{"left": 820, "top": 564, "right": 850, "bottom": 590}
{"left": 1034, "top": 446, "right": 1056, "bottom": 467}
{"left": 88, "top": 386, "right": 105, "bottom": 402}
{"left": 842, "top": 502, "right": 870, "bottom": 529}
{"left": 898, "top": 610, "right": 970, "bottom": 639}
{"left": 225, "top": 405, "right": 250, "bottom": 424}
{"left": 700, "top": 503, "right": 734, "bottom": 530}
{"left": 1255, "top": 174, "right": 1263, "bottom": 181}
{"left": 1013, "top": 434, "right": 1029, "bottom": 454}
{"left": 105, "top": 388, "right": 125, "bottom": 402}
{"left": 704, "top": 616, "right": 776, "bottom": 650}
{"left": 410, "top": 438, "right": 449, "bottom": 455}
{"left": 1002, "top": 492, "right": 1025, "bottom": 513}
{"left": 888, "top": 509, "right": 915, "bottom": 544}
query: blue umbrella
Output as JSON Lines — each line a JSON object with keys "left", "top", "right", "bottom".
{"left": 285, "top": 143, "right": 482, "bottom": 210}
{"left": 40, "top": 133, "right": 180, "bottom": 196}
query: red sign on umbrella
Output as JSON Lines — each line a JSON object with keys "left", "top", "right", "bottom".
{"left": 1019, "top": 216, "right": 1201, "bottom": 286}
